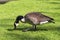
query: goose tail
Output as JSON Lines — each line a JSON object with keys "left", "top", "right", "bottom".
{"left": 48, "top": 18, "right": 55, "bottom": 23}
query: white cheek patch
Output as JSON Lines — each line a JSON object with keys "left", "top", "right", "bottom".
{"left": 21, "top": 18, "right": 25, "bottom": 22}
{"left": 40, "top": 21, "right": 48, "bottom": 24}
{"left": 15, "top": 23, "right": 19, "bottom": 26}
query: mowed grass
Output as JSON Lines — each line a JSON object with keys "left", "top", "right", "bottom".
{"left": 0, "top": 0, "right": 60, "bottom": 40}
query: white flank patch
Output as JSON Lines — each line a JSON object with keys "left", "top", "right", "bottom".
{"left": 40, "top": 21, "right": 48, "bottom": 24}
{"left": 21, "top": 18, "right": 25, "bottom": 22}
{"left": 15, "top": 23, "right": 19, "bottom": 26}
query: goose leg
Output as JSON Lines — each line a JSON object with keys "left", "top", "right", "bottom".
{"left": 33, "top": 25, "right": 37, "bottom": 30}
{"left": 22, "top": 25, "right": 37, "bottom": 32}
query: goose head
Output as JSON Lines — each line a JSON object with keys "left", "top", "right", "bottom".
{"left": 14, "top": 15, "right": 25, "bottom": 29}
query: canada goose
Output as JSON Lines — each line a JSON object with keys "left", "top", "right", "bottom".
{"left": 14, "top": 12, "right": 55, "bottom": 31}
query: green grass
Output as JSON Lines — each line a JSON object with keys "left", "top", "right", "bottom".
{"left": 0, "top": 0, "right": 60, "bottom": 40}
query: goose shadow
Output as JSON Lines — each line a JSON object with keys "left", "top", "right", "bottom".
{"left": 7, "top": 25, "right": 60, "bottom": 32}
{"left": 7, "top": 27, "right": 38, "bottom": 32}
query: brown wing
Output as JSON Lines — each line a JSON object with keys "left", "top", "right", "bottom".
{"left": 24, "top": 12, "right": 54, "bottom": 24}
{"left": 24, "top": 12, "right": 42, "bottom": 24}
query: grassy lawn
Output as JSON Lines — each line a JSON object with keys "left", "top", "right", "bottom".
{"left": 0, "top": 0, "right": 60, "bottom": 40}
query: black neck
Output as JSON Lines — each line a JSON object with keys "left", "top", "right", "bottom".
{"left": 15, "top": 20, "right": 19, "bottom": 23}
{"left": 15, "top": 15, "right": 23, "bottom": 23}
